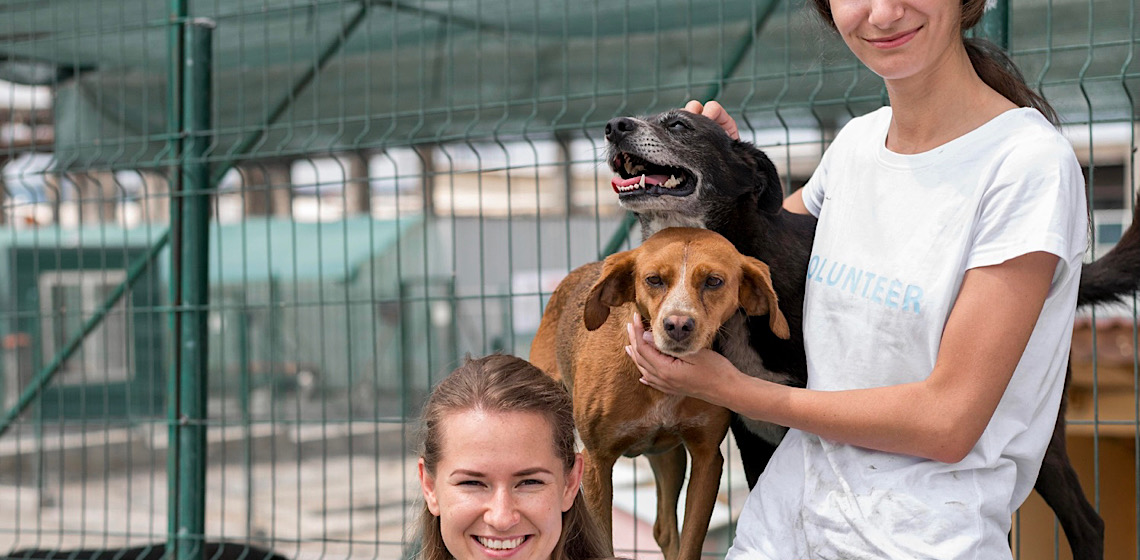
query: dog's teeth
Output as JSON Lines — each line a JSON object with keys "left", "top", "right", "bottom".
{"left": 664, "top": 175, "right": 681, "bottom": 188}
{"left": 639, "top": 175, "right": 646, "bottom": 188}
{"left": 624, "top": 159, "right": 646, "bottom": 176}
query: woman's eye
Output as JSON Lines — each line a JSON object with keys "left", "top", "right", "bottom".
{"left": 457, "top": 480, "right": 484, "bottom": 487}
{"left": 519, "top": 479, "right": 545, "bottom": 487}
{"left": 705, "top": 277, "right": 724, "bottom": 288}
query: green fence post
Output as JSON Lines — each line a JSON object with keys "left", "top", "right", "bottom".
{"left": 238, "top": 308, "right": 253, "bottom": 537}
{"left": 170, "top": 18, "right": 214, "bottom": 560}
{"left": 166, "top": 0, "right": 186, "bottom": 552}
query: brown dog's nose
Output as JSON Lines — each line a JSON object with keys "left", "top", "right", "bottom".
{"left": 605, "top": 117, "right": 638, "bottom": 143}
{"left": 663, "top": 315, "right": 695, "bottom": 342}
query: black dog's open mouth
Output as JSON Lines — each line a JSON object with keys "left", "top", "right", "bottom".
{"left": 610, "top": 152, "right": 695, "bottom": 198}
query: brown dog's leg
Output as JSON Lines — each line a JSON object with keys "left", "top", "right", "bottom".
{"left": 1033, "top": 366, "right": 1104, "bottom": 560}
{"left": 581, "top": 447, "right": 618, "bottom": 555}
{"left": 676, "top": 436, "right": 726, "bottom": 560}
{"left": 647, "top": 445, "right": 687, "bottom": 560}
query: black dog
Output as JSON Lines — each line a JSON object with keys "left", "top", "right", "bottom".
{"left": 604, "top": 108, "right": 1140, "bottom": 560}
{"left": 4, "top": 543, "right": 289, "bottom": 560}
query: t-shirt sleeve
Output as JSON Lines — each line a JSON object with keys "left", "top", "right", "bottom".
{"left": 801, "top": 111, "right": 878, "bottom": 218}
{"left": 801, "top": 150, "right": 829, "bottom": 217}
{"left": 966, "top": 136, "right": 1088, "bottom": 280}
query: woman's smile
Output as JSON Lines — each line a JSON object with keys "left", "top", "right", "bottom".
{"left": 865, "top": 26, "right": 921, "bottom": 49}
{"left": 473, "top": 535, "right": 531, "bottom": 557}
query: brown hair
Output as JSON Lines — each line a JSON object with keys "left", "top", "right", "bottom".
{"left": 809, "top": 0, "right": 1059, "bottom": 124}
{"left": 415, "top": 354, "right": 612, "bottom": 560}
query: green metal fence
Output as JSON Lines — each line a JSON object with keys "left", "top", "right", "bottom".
{"left": 0, "top": 0, "right": 1136, "bottom": 559}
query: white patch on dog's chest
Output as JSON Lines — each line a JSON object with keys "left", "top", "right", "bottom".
{"left": 644, "top": 214, "right": 707, "bottom": 237}
{"left": 615, "top": 394, "right": 683, "bottom": 433}
{"left": 646, "top": 394, "right": 686, "bottom": 427}
{"left": 718, "top": 312, "right": 796, "bottom": 445}
{"left": 613, "top": 394, "right": 714, "bottom": 453}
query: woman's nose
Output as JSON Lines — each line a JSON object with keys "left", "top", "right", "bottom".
{"left": 483, "top": 489, "right": 521, "bottom": 529}
{"left": 867, "top": 0, "right": 904, "bottom": 28}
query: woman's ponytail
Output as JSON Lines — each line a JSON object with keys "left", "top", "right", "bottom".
{"left": 963, "top": 37, "right": 1059, "bottom": 125}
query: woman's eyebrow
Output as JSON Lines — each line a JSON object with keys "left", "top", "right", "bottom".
{"left": 447, "top": 467, "right": 555, "bottom": 477}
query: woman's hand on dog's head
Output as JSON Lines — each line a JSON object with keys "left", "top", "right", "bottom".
{"left": 683, "top": 99, "right": 740, "bottom": 141}
{"left": 625, "top": 312, "right": 741, "bottom": 405}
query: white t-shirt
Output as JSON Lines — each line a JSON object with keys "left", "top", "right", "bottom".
{"left": 726, "top": 107, "right": 1088, "bottom": 560}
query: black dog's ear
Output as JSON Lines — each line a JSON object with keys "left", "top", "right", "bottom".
{"left": 733, "top": 141, "right": 784, "bottom": 214}
{"left": 584, "top": 250, "right": 637, "bottom": 331}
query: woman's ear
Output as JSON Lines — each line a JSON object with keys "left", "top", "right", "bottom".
{"left": 562, "top": 453, "right": 585, "bottom": 512}
{"left": 419, "top": 458, "right": 441, "bottom": 516}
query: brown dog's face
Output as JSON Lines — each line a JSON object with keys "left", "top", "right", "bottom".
{"left": 584, "top": 227, "right": 790, "bottom": 357}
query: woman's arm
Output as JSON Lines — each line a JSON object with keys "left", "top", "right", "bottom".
{"left": 626, "top": 251, "right": 1059, "bottom": 463}
{"left": 782, "top": 188, "right": 809, "bottom": 214}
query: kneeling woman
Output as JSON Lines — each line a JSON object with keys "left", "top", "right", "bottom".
{"left": 417, "top": 354, "right": 613, "bottom": 560}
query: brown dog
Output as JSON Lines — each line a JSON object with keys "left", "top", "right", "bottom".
{"left": 529, "top": 227, "right": 790, "bottom": 560}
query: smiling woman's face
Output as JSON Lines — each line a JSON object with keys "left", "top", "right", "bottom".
{"left": 829, "top": 0, "right": 964, "bottom": 83}
{"left": 418, "top": 409, "right": 583, "bottom": 560}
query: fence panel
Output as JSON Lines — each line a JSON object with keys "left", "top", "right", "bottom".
{"left": 0, "top": 0, "right": 1135, "bottom": 559}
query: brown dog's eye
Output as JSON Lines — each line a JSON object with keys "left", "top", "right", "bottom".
{"left": 646, "top": 275, "right": 664, "bottom": 287}
{"left": 705, "top": 276, "right": 724, "bottom": 288}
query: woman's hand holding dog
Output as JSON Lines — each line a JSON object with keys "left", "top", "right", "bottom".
{"left": 628, "top": 253, "right": 1061, "bottom": 464}
{"left": 625, "top": 312, "right": 743, "bottom": 405}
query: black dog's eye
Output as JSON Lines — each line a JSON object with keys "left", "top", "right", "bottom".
{"left": 705, "top": 276, "right": 724, "bottom": 288}
{"left": 646, "top": 275, "right": 664, "bottom": 287}
{"left": 666, "top": 120, "right": 689, "bottom": 131}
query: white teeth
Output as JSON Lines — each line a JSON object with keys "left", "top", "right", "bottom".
{"left": 616, "top": 178, "right": 643, "bottom": 193}
{"left": 663, "top": 175, "right": 681, "bottom": 188}
{"left": 624, "top": 159, "right": 641, "bottom": 176}
{"left": 624, "top": 159, "right": 646, "bottom": 176}
{"left": 477, "top": 536, "right": 525, "bottom": 550}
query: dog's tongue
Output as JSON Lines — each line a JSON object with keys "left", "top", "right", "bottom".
{"left": 611, "top": 174, "right": 670, "bottom": 192}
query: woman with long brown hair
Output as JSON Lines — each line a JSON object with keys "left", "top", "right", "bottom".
{"left": 416, "top": 354, "right": 612, "bottom": 560}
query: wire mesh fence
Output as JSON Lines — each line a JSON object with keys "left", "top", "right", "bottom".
{"left": 0, "top": 0, "right": 1135, "bottom": 559}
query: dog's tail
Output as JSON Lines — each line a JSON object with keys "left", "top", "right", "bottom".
{"left": 1078, "top": 193, "right": 1140, "bottom": 308}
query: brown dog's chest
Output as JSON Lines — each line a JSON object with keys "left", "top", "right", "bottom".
{"left": 610, "top": 393, "right": 724, "bottom": 457}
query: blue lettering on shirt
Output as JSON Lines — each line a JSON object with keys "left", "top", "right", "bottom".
{"left": 808, "top": 255, "right": 923, "bottom": 315}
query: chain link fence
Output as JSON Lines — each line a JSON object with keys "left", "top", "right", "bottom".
{"left": 0, "top": 0, "right": 1136, "bottom": 558}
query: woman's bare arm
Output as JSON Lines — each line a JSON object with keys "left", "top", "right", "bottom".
{"left": 627, "top": 251, "right": 1059, "bottom": 462}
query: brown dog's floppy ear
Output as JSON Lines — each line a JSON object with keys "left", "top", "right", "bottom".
{"left": 584, "top": 250, "right": 638, "bottom": 331}
{"left": 739, "top": 256, "right": 790, "bottom": 339}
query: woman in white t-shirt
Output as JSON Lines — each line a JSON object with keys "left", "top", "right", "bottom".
{"left": 624, "top": 0, "right": 1088, "bottom": 557}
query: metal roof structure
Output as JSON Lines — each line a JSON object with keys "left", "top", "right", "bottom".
{"left": 0, "top": 0, "right": 1133, "bottom": 171}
